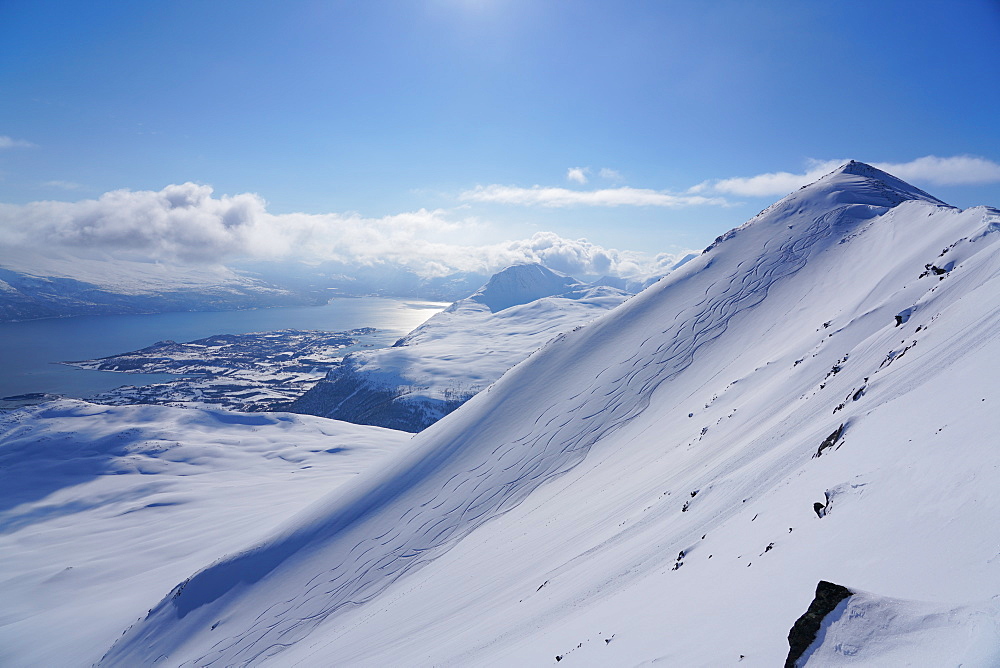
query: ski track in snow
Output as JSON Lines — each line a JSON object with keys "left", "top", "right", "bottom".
{"left": 173, "top": 207, "right": 845, "bottom": 666}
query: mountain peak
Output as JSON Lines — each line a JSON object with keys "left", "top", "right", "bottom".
{"left": 808, "top": 160, "right": 949, "bottom": 208}
{"left": 835, "top": 159, "right": 882, "bottom": 177}
{"left": 701, "top": 160, "right": 952, "bottom": 256}
{"left": 469, "top": 263, "right": 581, "bottom": 313}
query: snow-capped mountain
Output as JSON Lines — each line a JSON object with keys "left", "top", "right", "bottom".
{"left": 8, "top": 161, "right": 1000, "bottom": 666}
{"left": 94, "top": 162, "right": 1000, "bottom": 666}
{"left": 287, "top": 263, "right": 629, "bottom": 431}
{"left": 466, "top": 262, "right": 583, "bottom": 312}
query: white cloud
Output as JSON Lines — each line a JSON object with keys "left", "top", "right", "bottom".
{"left": 0, "top": 135, "right": 36, "bottom": 149}
{"left": 704, "top": 155, "right": 1000, "bottom": 197}
{"left": 0, "top": 183, "right": 267, "bottom": 263}
{"left": 566, "top": 167, "right": 590, "bottom": 184}
{"left": 490, "top": 232, "right": 627, "bottom": 277}
{"left": 710, "top": 160, "right": 843, "bottom": 197}
{"left": 599, "top": 168, "right": 623, "bottom": 182}
{"left": 872, "top": 155, "right": 1000, "bottom": 186}
{"left": 0, "top": 183, "right": 678, "bottom": 280}
{"left": 460, "top": 184, "right": 727, "bottom": 208}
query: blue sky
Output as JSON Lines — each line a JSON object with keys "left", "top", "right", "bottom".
{"left": 1, "top": 0, "right": 999, "bottom": 275}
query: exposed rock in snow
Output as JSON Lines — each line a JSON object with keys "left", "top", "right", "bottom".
{"left": 785, "top": 580, "right": 854, "bottom": 667}
{"left": 794, "top": 586, "right": 1000, "bottom": 667}
{"left": 92, "top": 161, "right": 1000, "bottom": 666}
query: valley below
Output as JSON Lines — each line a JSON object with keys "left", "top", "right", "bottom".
{"left": 62, "top": 328, "right": 379, "bottom": 411}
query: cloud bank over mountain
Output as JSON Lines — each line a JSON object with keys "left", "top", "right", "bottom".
{"left": 7, "top": 155, "right": 989, "bottom": 287}
{"left": 0, "top": 183, "right": 681, "bottom": 280}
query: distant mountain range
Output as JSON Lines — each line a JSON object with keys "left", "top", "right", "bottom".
{"left": 0, "top": 250, "right": 487, "bottom": 321}
{"left": 0, "top": 243, "right": 681, "bottom": 322}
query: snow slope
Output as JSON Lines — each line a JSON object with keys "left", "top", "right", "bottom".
{"left": 0, "top": 402, "right": 410, "bottom": 666}
{"left": 81, "top": 162, "right": 1000, "bottom": 665}
{"left": 288, "top": 264, "right": 628, "bottom": 431}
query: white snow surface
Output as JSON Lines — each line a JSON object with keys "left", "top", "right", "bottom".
{"left": 291, "top": 263, "right": 629, "bottom": 429}
{"left": 798, "top": 589, "right": 1000, "bottom": 666}
{"left": 378, "top": 264, "right": 629, "bottom": 398}
{"left": 10, "top": 162, "right": 1000, "bottom": 666}
{"left": 0, "top": 402, "right": 411, "bottom": 666}
{"left": 390, "top": 269, "right": 627, "bottom": 404}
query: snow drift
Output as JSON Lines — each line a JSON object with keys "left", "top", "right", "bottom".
{"left": 788, "top": 583, "right": 1000, "bottom": 667}
{"left": 0, "top": 401, "right": 411, "bottom": 665}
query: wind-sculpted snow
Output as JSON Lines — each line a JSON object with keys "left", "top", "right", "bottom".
{"left": 796, "top": 587, "right": 1000, "bottom": 666}
{"left": 102, "top": 166, "right": 898, "bottom": 666}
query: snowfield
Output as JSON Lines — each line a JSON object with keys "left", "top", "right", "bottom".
{"left": 0, "top": 402, "right": 411, "bottom": 666}
{"left": 288, "top": 263, "right": 629, "bottom": 431}
{"left": 5, "top": 162, "right": 1000, "bottom": 667}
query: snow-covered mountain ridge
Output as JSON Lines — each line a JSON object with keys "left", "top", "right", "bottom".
{"left": 465, "top": 262, "right": 583, "bottom": 312}
{"left": 97, "top": 162, "right": 1000, "bottom": 666}
{"left": 287, "top": 264, "right": 629, "bottom": 431}
{"left": 8, "top": 161, "right": 1000, "bottom": 666}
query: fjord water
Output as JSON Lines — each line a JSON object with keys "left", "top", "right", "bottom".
{"left": 0, "top": 298, "right": 447, "bottom": 400}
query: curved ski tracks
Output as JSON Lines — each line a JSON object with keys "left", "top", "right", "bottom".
{"left": 106, "top": 208, "right": 848, "bottom": 667}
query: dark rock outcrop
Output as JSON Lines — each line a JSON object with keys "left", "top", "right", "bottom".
{"left": 785, "top": 580, "right": 854, "bottom": 667}
{"left": 813, "top": 424, "right": 844, "bottom": 458}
